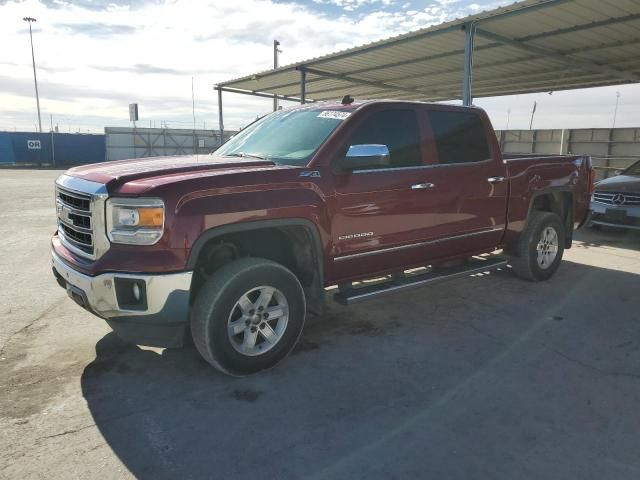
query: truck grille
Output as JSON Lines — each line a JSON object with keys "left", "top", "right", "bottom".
{"left": 56, "top": 186, "right": 94, "bottom": 256}
{"left": 593, "top": 191, "right": 640, "bottom": 207}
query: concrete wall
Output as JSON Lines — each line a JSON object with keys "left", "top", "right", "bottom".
{"left": 496, "top": 128, "right": 640, "bottom": 179}
{"left": 105, "top": 127, "right": 235, "bottom": 161}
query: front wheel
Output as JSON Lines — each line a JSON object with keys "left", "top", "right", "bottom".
{"left": 191, "top": 258, "right": 306, "bottom": 376}
{"left": 511, "top": 211, "right": 565, "bottom": 281}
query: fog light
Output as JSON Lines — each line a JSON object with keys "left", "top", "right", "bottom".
{"left": 133, "top": 282, "right": 141, "bottom": 301}
{"left": 114, "top": 277, "right": 147, "bottom": 311}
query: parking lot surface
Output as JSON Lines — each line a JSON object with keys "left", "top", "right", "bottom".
{"left": 1, "top": 169, "right": 640, "bottom": 479}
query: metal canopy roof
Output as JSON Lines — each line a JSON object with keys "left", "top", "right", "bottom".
{"left": 215, "top": 0, "right": 640, "bottom": 104}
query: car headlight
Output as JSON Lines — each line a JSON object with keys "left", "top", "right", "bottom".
{"left": 106, "top": 198, "right": 164, "bottom": 245}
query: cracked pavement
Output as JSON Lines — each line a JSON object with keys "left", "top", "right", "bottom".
{"left": 1, "top": 169, "right": 640, "bottom": 479}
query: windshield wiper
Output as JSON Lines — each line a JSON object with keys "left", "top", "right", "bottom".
{"left": 225, "top": 152, "right": 268, "bottom": 160}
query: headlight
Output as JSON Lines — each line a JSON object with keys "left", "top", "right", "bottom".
{"left": 106, "top": 198, "right": 164, "bottom": 245}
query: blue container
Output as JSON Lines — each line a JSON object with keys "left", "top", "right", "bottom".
{"left": 0, "top": 131, "right": 105, "bottom": 166}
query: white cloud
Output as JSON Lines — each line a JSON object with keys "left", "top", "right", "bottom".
{"left": 0, "top": 0, "right": 638, "bottom": 133}
{"left": 312, "top": 0, "right": 393, "bottom": 12}
{"left": 0, "top": 0, "right": 451, "bottom": 132}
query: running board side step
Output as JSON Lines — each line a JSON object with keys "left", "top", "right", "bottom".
{"left": 333, "top": 257, "right": 508, "bottom": 306}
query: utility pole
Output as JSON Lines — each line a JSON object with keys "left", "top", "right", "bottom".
{"left": 529, "top": 101, "right": 537, "bottom": 130}
{"left": 50, "top": 114, "right": 55, "bottom": 167}
{"left": 505, "top": 108, "right": 511, "bottom": 131}
{"left": 273, "top": 39, "right": 281, "bottom": 111}
{"left": 192, "top": 76, "right": 196, "bottom": 154}
{"left": 23, "top": 17, "right": 42, "bottom": 132}
{"left": 612, "top": 91, "right": 621, "bottom": 128}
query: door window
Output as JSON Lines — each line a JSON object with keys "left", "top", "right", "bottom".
{"left": 347, "top": 109, "right": 422, "bottom": 168}
{"left": 428, "top": 110, "right": 491, "bottom": 164}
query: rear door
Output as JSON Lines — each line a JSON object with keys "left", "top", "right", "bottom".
{"left": 416, "top": 107, "right": 508, "bottom": 255}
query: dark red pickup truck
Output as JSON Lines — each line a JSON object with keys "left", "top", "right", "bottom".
{"left": 52, "top": 100, "right": 594, "bottom": 375}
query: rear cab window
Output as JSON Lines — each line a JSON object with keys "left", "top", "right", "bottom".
{"left": 427, "top": 110, "right": 491, "bottom": 165}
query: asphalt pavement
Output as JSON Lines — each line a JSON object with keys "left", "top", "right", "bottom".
{"left": 2, "top": 169, "right": 640, "bottom": 479}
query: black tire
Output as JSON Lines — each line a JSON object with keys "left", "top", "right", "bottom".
{"left": 510, "top": 211, "right": 565, "bottom": 281}
{"left": 191, "top": 258, "right": 306, "bottom": 376}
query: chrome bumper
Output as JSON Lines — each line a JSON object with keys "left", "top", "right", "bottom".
{"left": 51, "top": 249, "right": 193, "bottom": 345}
{"left": 589, "top": 201, "right": 640, "bottom": 230}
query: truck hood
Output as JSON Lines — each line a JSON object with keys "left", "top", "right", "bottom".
{"left": 67, "top": 155, "right": 276, "bottom": 191}
{"left": 595, "top": 174, "right": 640, "bottom": 192}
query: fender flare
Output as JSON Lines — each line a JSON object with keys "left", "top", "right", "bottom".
{"left": 186, "top": 218, "right": 325, "bottom": 285}
{"left": 523, "top": 187, "right": 574, "bottom": 246}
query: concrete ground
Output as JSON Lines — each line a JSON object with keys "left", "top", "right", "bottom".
{"left": 1, "top": 169, "right": 640, "bottom": 480}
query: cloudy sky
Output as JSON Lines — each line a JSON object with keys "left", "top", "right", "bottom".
{"left": 1, "top": 0, "right": 639, "bottom": 133}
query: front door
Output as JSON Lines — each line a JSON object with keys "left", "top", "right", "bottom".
{"left": 329, "top": 106, "right": 436, "bottom": 282}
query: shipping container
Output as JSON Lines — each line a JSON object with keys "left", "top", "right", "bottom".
{"left": 0, "top": 131, "right": 105, "bottom": 166}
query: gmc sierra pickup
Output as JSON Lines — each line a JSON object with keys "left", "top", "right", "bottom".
{"left": 51, "top": 100, "right": 594, "bottom": 376}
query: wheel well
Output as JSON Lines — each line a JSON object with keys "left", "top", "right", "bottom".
{"left": 530, "top": 191, "right": 573, "bottom": 247}
{"left": 189, "top": 225, "right": 324, "bottom": 314}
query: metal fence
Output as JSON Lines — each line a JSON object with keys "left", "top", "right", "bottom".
{"left": 3, "top": 126, "right": 639, "bottom": 175}
{"left": 496, "top": 128, "right": 640, "bottom": 179}
{"left": 105, "top": 127, "right": 235, "bottom": 162}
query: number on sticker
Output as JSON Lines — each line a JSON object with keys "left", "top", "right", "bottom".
{"left": 317, "top": 111, "right": 351, "bottom": 120}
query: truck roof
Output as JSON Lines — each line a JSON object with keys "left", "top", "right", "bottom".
{"left": 288, "top": 99, "right": 484, "bottom": 112}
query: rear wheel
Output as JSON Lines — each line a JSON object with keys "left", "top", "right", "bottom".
{"left": 511, "top": 211, "right": 565, "bottom": 281}
{"left": 191, "top": 258, "right": 306, "bottom": 376}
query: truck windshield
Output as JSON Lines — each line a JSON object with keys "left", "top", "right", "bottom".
{"left": 214, "top": 108, "right": 352, "bottom": 166}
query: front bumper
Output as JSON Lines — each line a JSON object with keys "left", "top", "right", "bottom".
{"left": 589, "top": 201, "right": 640, "bottom": 231}
{"left": 51, "top": 249, "right": 193, "bottom": 347}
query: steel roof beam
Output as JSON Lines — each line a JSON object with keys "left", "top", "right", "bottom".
{"left": 309, "top": 83, "right": 451, "bottom": 100}
{"left": 257, "top": 12, "right": 640, "bottom": 95}
{"left": 370, "top": 37, "right": 640, "bottom": 88}
{"left": 303, "top": 72, "right": 449, "bottom": 97}
{"left": 297, "top": 66, "right": 440, "bottom": 99}
{"left": 373, "top": 47, "right": 639, "bottom": 93}
{"left": 214, "top": 85, "right": 312, "bottom": 103}
{"left": 267, "top": 43, "right": 640, "bottom": 101}
{"left": 334, "top": 12, "right": 640, "bottom": 77}
{"left": 474, "top": 28, "right": 640, "bottom": 82}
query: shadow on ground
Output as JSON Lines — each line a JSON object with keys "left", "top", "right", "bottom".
{"left": 575, "top": 226, "right": 640, "bottom": 251}
{"left": 81, "top": 260, "right": 640, "bottom": 480}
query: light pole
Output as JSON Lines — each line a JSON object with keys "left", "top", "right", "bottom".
{"left": 612, "top": 91, "right": 621, "bottom": 129}
{"left": 529, "top": 101, "right": 537, "bottom": 130}
{"left": 273, "top": 39, "right": 281, "bottom": 111}
{"left": 23, "top": 16, "right": 42, "bottom": 133}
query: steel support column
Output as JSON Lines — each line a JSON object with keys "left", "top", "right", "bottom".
{"left": 462, "top": 22, "right": 475, "bottom": 106}
{"left": 217, "top": 87, "right": 224, "bottom": 146}
{"left": 300, "top": 67, "right": 306, "bottom": 104}
{"left": 292, "top": 66, "right": 308, "bottom": 103}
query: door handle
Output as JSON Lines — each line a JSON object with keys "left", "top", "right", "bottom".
{"left": 487, "top": 176, "right": 506, "bottom": 183}
{"left": 411, "top": 182, "right": 434, "bottom": 190}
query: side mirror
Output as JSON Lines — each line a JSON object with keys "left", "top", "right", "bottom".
{"left": 341, "top": 144, "right": 390, "bottom": 171}
{"left": 613, "top": 169, "right": 624, "bottom": 176}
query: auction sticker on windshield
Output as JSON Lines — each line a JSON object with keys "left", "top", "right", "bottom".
{"left": 317, "top": 111, "right": 351, "bottom": 120}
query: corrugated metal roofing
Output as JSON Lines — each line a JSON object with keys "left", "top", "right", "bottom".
{"left": 216, "top": 0, "right": 640, "bottom": 103}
